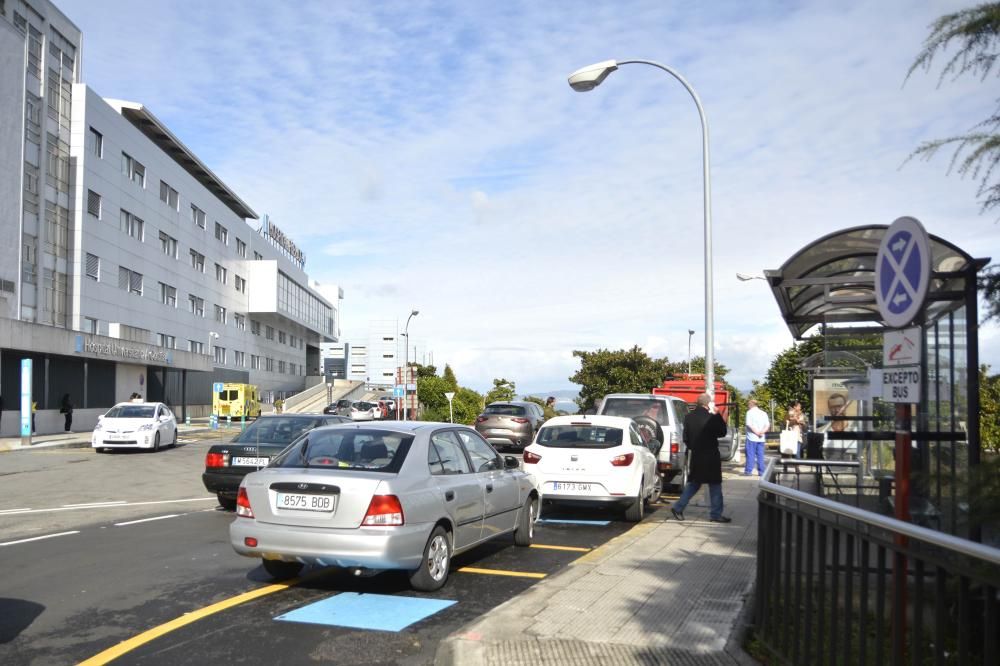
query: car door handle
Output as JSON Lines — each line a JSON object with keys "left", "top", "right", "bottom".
{"left": 445, "top": 491, "right": 455, "bottom": 501}
{"left": 486, "top": 484, "right": 493, "bottom": 493}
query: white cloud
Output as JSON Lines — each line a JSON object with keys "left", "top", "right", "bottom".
{"left": 61, "top": 0, "right": 1000, "bottom": 393}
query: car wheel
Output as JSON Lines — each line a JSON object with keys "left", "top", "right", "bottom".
{"left": 262, "top": 558, "right": 303, "bottom": 579}
{"left": 218, "top": 493, "right": 236, "bottom": 511}
{"left": 624, "top": 481, "right": 645, "bottom": 523}
{"left": 514, "top": 496, "right": 537, "bottom": 547}
{"left": 646, "top": 475, "right": 663, "bottom": 506}
{"left": 409, "top": 526, "right": 450, "bottom": 591}
{"left": 152, "top": 432, "right": 160, "bottom": 452}
{"left": 172, "top": 428, "right": 178, "bottom": 447}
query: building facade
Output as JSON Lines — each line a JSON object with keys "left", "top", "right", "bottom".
{"left": 0, "top": 0, "right": 341, "bottom": 434}
{"left": 322, "top": 321, "right": 427, "bottom": 391}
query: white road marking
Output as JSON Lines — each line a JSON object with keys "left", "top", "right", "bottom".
{"left": 0, "top": 530, "right": 80, "bottom": 547}
{"left": 0, "top": 508, "right": 32, "bottom": 515}
{"left": 0, "top": 497, "right": 216, "bottom": 516}
{"left": 63, "top": 500, "right": 128, "bottom": 508}
{"left": 115, "top": 514, "right": 181, "bottom": 526}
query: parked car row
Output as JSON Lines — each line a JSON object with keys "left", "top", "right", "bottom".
{"left": 323, "top": 399, "right": 396, "bottom": 421}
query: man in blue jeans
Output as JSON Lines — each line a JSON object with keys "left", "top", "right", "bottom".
{"left": 671, "top": 393, "right": 731, "bottom": 523}
{"left": 743, "top": 399, "right": 770, "bottom": 476}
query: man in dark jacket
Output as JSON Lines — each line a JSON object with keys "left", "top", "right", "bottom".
{"left": 670, "top": 393, "right": 732, "bottom": 523}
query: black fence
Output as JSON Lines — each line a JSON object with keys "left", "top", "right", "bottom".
{"left": 754, "top": 459, "right": 1000, "bottom": 665}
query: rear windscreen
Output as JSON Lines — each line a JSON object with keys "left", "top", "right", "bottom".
{"left": 272, "top": 429, "right": 413, "bottom": 472}
{"left": 232, "top": 417, "right": 323, "bottom": 444}
{"left": 536, "top": 425, "right": 624, "bottom": 449}
{"left": 600, "top": 398, "right": 669, "bottom": 425}
{"left": 484, "top": 405, "right": 526, "bottom": 416}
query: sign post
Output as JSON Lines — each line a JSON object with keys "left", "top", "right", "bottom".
{"left": 20, "top": 359, "right": 32, "bottom": 445}
{"left": 444, "top": 391, "right": 455, "bottom": 423}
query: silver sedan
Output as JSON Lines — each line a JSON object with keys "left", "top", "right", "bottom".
{"left": 230, "top": 422, "right": 539, "bottom": 591}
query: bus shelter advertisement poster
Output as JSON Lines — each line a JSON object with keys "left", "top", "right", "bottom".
{"left": 813, "top": 378, "right": 859, "bottom": 456}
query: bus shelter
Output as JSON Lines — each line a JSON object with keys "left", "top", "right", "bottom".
{"left": 762, "top": 221, "right": 990, "bottom": 539}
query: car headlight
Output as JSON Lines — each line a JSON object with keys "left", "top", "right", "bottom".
{"left": 138, "top": 423, "right": 155, "bottom": 431}
{"left": 93, "top": 423, "right": 103, "bottom": 431}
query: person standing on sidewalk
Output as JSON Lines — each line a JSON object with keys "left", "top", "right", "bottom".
{"left": 743, "top": 399, "right": 769, "bottom": 477}
{"left": 671, "top": 393, "right": 731, "bottom": 523}
{"left": 60, "top": 393, "right": 74, "bottom": 432}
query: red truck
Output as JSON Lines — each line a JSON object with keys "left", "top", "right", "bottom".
{"left": 652, "top": 374, "right": 739, "bottom": 462}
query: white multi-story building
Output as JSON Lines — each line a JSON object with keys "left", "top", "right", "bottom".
{"left": 0, "top": 0, "right": 341, "bottom": 433}
{"left": 322, "top": 320, "right": 426, "bottom": 389}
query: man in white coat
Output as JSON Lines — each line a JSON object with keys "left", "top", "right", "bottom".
{"left": 744, "top": 399, "right": 770, "bottom": 477}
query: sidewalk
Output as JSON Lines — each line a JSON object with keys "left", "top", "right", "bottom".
{"left": 0, "top": 420, "right": 216, "bottom": 452}
{"left": 438, "top": 468, "right": 760, "bottom": 665}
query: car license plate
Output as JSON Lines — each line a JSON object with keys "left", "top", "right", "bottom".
{"left": 231, "top": 456, "right": 269, "bottom": 466}
{"left": 276, "top": 493, "right": 335, "bottom": 512}
{"left": 552, "top": 482, "right": 592, "bottom": 493}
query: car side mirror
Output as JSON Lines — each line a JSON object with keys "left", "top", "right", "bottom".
{"left": 504, "top": 456, "right": 520, "bottom": 469}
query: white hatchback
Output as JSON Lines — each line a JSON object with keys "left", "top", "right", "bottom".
{"left": 522, "top": 414, "right": 661, "bottom": 522}
{"left": 92, "top": 402, "right": 178, "bottom": 452}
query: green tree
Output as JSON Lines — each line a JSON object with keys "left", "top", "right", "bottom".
{"left": 484, "top": 378, "right": 516, "bottom": 404}
{"left": 907, "top": 2, "right": 1000, "bottom": 320}
{"left": 761, "top": 336, "right": 825, "bottom": 420}
{"left": 569, "top": 346, "right": 669, "bottom": 412}
{"left": 415, "top": 363, "right": 437, "bottom": 379}
{"left": 663, "top": 356, "right": 730, "bottom": 380}
{"left": 415, "top": 365, "right": 484, "bottom": 424}
{"left": 981, "top": 364, "right": 1000, "bottom": 453}
{"left": 442, "top": 364, "right": 458, "bottom": 390}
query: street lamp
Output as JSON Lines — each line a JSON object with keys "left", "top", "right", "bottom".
{"left": 569, "top": 58, "right": 715, "bottom": 395}
{"left": 208, "top": 331, "right": 219, "bottom": 358}
{"left": 403, "top": 310, "right": 419, "bottom": 420}
{"left": 687, "top": 329, "right": 695, "bottom": 375}
{"left": 736, "top": 273, "right": 766, "bottom": 282}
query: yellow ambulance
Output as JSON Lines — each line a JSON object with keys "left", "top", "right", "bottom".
{"left": 213, "top": 383, "right": 262, "bottom": 420}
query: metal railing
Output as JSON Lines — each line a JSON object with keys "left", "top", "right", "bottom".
{"left": 754, "top": 458, "right": 1000, "bottom": 665}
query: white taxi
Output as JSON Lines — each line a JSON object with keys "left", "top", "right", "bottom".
{"left": 522, "top": 414, "right": 661, "bottom": 522}
{"left": 92, "top": 401, "right": 177, "bottom": 452}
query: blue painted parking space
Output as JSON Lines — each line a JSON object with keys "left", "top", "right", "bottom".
{"left": 536, "top": 518, "right": 611, "bottom": 526}
{"left": 274, "top": 592, "right": 457, "bottom": 632}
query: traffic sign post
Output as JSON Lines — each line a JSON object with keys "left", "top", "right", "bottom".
{"left": 875, "top": 217, "right": 931, "bottom": 328}
{"left": 444, "top": 391, "right": 455, "bottom": 423}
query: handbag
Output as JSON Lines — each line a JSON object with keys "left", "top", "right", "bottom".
{"left": 779, "top": 429, "right": 799, "bottom": 456}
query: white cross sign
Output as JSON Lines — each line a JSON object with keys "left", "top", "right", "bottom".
{"left": 874, "top": 216, "right": 931, "bottom": 328}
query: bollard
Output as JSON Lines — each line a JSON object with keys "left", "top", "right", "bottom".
{"left": 210, "top": 414, "right": 218, "bottom": 430}
{"left": 226, "top": 415, "right": 231, "bottom": 428}
{"left": 185, "top": 414, "right": 191, "bottom": 426}
{"left": 241, "top": 414, "right": 246, "bottom": 431}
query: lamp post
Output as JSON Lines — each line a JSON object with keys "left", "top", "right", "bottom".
{"left": 687, "top": 329, "right": 695, "bottom": 375}
{"left": 736, "top": 272, "right": 766, "bottom": 282}
{"left": 569, "top": 59, "right": 714, "bottom": 395}
{"left": 402, "top": 310, "right": 419, "bottom": 420}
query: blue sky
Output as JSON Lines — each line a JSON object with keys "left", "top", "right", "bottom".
{"left": 60, "top": 0, "right": 1000, "bottom": 393}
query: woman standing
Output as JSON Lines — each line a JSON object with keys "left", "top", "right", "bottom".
{"left": 783, "top": 401, "right": 806, "bottom": 458}
{"left": 60, "top": 393, "right": 73, "bottom": 432}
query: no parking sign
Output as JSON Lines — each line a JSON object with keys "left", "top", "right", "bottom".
{"left": 874, "top": 217, "right": 931, "bottom": 328}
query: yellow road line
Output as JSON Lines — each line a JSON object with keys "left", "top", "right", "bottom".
{"left": 457, "top": 566, "right": 546, "bottom": 579}
{"left": 529, "top": 543, "right": 591, "bottom": 553}
{"left": 78, "top": 574, "right": 309, "bottom": 665}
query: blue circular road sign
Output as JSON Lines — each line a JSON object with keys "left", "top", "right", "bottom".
{"left": 874, "top": 216, "right": 931, "bottom": 328}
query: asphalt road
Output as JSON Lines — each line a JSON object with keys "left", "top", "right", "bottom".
{"left": 0, "top": 433, "right": 664, "bottom": 665}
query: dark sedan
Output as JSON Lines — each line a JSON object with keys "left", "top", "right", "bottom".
{"left": 203, "top": 413, "right": 350, "bottom": 510}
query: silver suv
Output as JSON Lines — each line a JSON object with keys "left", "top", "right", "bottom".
{"left": 474, "top": 401, "right": 546, "bottom": 451}
{"left": 597, "top": 394, "right": 691, "bottom": 490}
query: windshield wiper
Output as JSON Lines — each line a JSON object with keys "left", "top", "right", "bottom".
{"left": 300, "top": 437, "right": 310, "bottom": 468}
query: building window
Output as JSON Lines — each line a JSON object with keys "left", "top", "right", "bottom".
{"left": 250, "top": 354, "right": 261, "bottom": 370}
{"left": 278, "top": 360, "right": 286, "bottom": 374}
{"left": 190, "top": 249, "right": 205, "bottom": 272}
{"left": 236, "top": 238, "right": 246, "bottom": 258}
{"left": 265, "top": 326, "right": 274, "bottom": 341}
{"left": 234, "top": 350, "right": 245, "bottom": 367}
{"left": 250, "top": 320, "right": 261, "bottom": 336}
{"left": 290, "top": 363, "right": 297, "bottom": 375}
{"left": 46, "top": 133, "right": 70, "bottom": 191}
{"left": 157, "top": 333, "right": 176, "bottom": 349}
{"left": 85, "top": 253, "right": 100, "bottom": 280}
{"left": 278, "top": 331, "right": 286, "bottom": 344}
{"left": 254, "top": 251, "right": 263, "bottom": 260}
{"left": 26, "top": 24, "right": 42, "bottom": 79}
{"left": 120, "top": 209, "right": 144, "bottom": 241}
{"left": 234, "top": 313, "right": 246, "bottom": 330}
{"left": 159, "top": 231, "right": 178, "bottom": 259}
{"left": 118, "top": 267, "right": 143, "bottom": 295}
{"left": 159, "top": 181, "right": 178, "bottom": 210}
{"left": 215, "top": 263, "right": 227, "bottom": 284}
{"left": 214, "top": 222, "right": 228, "bottom": 244}
{"left": 191, "top": 204, "right": 206, "bottom": 229}
{"left": 87, "top": 190, "right": 101, "bottom": 218}
{"left": 89, "top": 127, "right": 103, "bottom": 158}
{"left": 188, "top": 294, "right": 204, "bottom": 317}
{"left": 265, "top": 357, "right": 274, "bottom": 372}
{"left": 214, "top": 346, "right": 226, "bottom": 365}
{"left": 84, "top": 317, "right": 98, "bottom": 334}
{"left": 215, "top": 304, "right": 227, "bottom": 324}
{"left": 122, "top": 152, "right": 145, "bottom": 188}
{"left": 43, "top": 202, "right": 69, "bottom": 255}
{"left": 234, "top": 275, "right": 246, "bottom": 293}
{"left": 189, "top": 340, "right": 204, "bottom": 354}
{"left": 159, "top": 282, "right": 177, "bottom": 307}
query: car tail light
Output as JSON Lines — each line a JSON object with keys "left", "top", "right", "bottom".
{"left": 205, "top": 452, "right": 226, "bottom": 468}
{"left": 236, "top": 487, "right": 254, "bottom": 518}
{"left": 610, "top": 452, "right": 634, "bottom": 467}
{"left": 523, "top": 450, "right": 542, "bottom": 464}
{"left": 362, "top": 495, "right": 404, "bottom": 526}
{"left": 476, "top": 416, "right": 488, "bottom": 423}
{"left": 511, "top": 417, "right": 529, "bottom": 424}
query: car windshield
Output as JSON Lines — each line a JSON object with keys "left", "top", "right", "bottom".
{"left": 272, "top": 428, "right": 413, "bottom": 472}
{"left": 105, "top": 405, "right": 155, "bottom": 419}
{"left": 484, "top": 404, "right": 526, "bottom": 416}
{"left": 231, "top": 417, "right": 325, "bottom": 444}
{"left": 601, "top": 398, "right": 669, "bottom": 426}
{"left": 536, "top": 425, "right": 624, "bottom": 449}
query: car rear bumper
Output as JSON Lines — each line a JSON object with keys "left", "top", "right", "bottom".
{"left": 202, "top": 470, "right": 245, "bottom": 495}
{"left": 229, "top": 519, "right": 433, "bottom": 571}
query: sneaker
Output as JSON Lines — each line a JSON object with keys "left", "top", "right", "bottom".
{"left": 670, "top": 508, "right": 685, "bottom": 521}
{"left": 709, "top": 516, "right": 732, "bottom": 523}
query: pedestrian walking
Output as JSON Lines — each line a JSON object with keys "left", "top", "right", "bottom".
{"left": 31, "top": 399, "right": 37, "bottom": 434}
{"left": 670, "top": 393, "right": 731, "bottom": 523}
{"left": 743, "top": 399, "right": 770, "bottom": 477}
{"left": 60, "top": 393, "right": 74, "bottom": 432}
